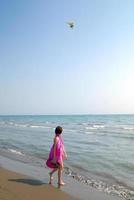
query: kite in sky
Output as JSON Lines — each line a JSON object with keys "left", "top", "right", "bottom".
{"left": 67, "top": 21, "right": 75, "bottom": 29}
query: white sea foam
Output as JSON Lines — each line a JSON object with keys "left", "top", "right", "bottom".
{"left": 123, "top": 127, "right": 134, "bottom": 130}
{"left": 30, "top": 125, "right": 51, "bottom": 129}
{"left": 9, "top": 122, "right": 14, "bottom": 125}
{"left": 86, "top": 127, "right": 98, "bottom": 130}
{"left": 82, "top": 122, "right": 88, "bottom": 125}
{"left": 8, "top": 149, "right": 24, "bottom": 156}
{"left": 6, "top": 122, "right": 51, "bottom": 129}
{"left": 93, "top": 125, "right": 105, "bottom": 128}
{"left": 85, "top": 131, "right": 94, "bottom": 135}
{"left": 85, "top": 124, "right": 105, "bottom": 130}
{"left": 65, "top": 168, "right": 134, "bottom": 200}
{"left": 14, "top": 124, "right": 28, "bottom": 128}
{"left": 30, "top": 125, "right": 41, "bottom": 128}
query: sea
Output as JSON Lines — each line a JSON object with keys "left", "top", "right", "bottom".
{"left": 0, "top": 115, "right": 134, "bottom": 200}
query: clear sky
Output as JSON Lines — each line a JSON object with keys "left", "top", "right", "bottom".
{"left": 0, "top": 0, "right": 134, "bottom": 115}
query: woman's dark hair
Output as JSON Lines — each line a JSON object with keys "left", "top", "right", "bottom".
{"left": 55, "top": 126, "right": 63, "bottom": 135}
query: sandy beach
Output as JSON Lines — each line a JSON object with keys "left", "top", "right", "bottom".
{"left": 0, "top": 167, "right": 78, "bottom": 200}
{"left": 0, "top": 166, "right": 123, "bottom": 200}
{"left": 0, "top": 155, "right": 122, "bottom": 200}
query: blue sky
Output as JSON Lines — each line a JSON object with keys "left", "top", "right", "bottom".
{"left": 0, "top": 0, "right": 134, "bottom": 115}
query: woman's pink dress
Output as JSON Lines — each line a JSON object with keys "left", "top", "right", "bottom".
{"left": 46, "top": 136, "right": 65, "bottom": 168}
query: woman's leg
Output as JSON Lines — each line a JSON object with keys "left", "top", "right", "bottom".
{"left": 58, "top": 161, "right": 65, "bottom": 185}
{"left": 49, "top": 168, "right": 58, "bottom": 184}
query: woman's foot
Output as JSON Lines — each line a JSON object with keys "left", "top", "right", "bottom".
{"left": 49, "top": 172, "right": 54, "bottom": 184}
{"left": 58, "top": 181, "right": 66, "bottom": 186}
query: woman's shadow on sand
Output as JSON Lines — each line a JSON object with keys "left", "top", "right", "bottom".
{"left": 8, "top": 178, "right": 48, "bottom": 186}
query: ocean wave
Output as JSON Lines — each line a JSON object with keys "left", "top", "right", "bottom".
{"left": 8, "top": 148, "right": 24, "bottom": 156}
{"left": 85, "top": 131, "right": 94, "bottom": 135}
{"left": 64, "top": 128, "right": 77, "bottom": 133}
{"left": 14, "top": 124, "right": 28, "bottom": 128}
{"left": 29, "top": 125, "right": 49, "bottom": 128}
{"left": 85, "top": 124, "right": 105, "bottom": 130}
{"left": 123, "top": 127, "right": 134, "bottom": 130}
{"left": 82, "top": 122, "right": 88, "bottom": 125}
{"left": 31, "top": 125, "right": 52, "bottom": 129}
{"left": 86, "top": 127, "right": 98, "bottom": 130}
{"left": 85, "top": 125, "right": 105, "bottom": 130}
{"left": 1, "top": 121, "right": 53, "bottom": 129}
{"left": 93, "top": 125, "right": 105, "bottom": 128}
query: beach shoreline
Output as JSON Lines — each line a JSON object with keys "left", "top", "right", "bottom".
{"left": 0, "top": 155, "right": 122, "bottom": 200}
{"left": 0, "top": 167, "right": 79, "bottom": 200}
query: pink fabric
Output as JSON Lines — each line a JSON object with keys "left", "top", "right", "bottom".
{"left": 46, "top": 136, "right": 65, "bottom": 169}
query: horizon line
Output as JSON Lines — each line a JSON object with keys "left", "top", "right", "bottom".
{"left": 0, "top": 113, "right": 134, "bottom": 116}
